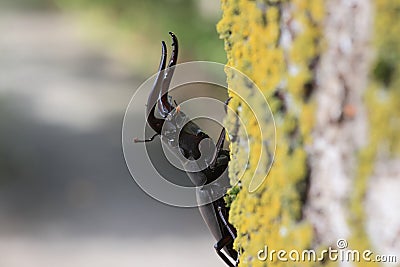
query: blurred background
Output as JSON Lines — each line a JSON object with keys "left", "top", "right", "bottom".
{"left": 0, "top": 0, "right": 227, "bottom": 266}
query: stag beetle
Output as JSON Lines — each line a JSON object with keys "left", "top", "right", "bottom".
{"left": 134, "top": 32, "right": 238, "bottom": 267}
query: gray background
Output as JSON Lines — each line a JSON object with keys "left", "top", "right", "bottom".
{"left": 0, "top": 6, "right": 225, "bottom": 267}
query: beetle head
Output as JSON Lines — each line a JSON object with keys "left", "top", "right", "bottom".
{"left": 145, "top": 33, "right": 215, "bottom": 166}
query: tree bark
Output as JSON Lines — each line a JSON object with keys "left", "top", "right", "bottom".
{"left": 217, "top": 0, "right": 400, "bottom": 266}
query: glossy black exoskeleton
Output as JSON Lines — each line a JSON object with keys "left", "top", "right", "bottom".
{"left": 135, "top": 32, "right": 238, "bottom": 267}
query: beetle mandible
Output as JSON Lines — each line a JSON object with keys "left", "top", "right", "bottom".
{"left": 134, "top": 32, "right": 238, "bottom": 267}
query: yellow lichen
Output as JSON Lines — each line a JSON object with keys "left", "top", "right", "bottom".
{"left": 217, "top": 0, "right": 324, "bottom": 266}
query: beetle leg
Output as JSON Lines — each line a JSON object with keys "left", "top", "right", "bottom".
{"left": 210, "top": 97, "right": 232, "bottom": 169}
{"left": 214, "top": 206, "right": 237, "bottom": 267}
{"left": 214, "top": 235, "right": 236, "bottom": 267}
{"left": 217, "top": 206, "right": 236, "bottom": 239}
{"left": 209, "top": 128, "right": 226, "bottom": 170}
{"left": 224, "top": 97, "right": 232, "bottom": 113}
{"left": 133, "top": 133, "right": 159, "bottom": 143}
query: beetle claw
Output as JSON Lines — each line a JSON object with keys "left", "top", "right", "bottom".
{"left": 145, "top": 42, "right": 167, "bottom": 134}
{"left": 158, "top": 32, "right": 179, "bottom": 116}
{"left": 146, "top": 34, "right": 179, "bottom": 134}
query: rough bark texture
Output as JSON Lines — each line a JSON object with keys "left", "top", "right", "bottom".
{"left": 305, "top": 0, "right": 372, "bottom": 252}
{"left": 217, "top": 0, "right": 400, "bottom": 266}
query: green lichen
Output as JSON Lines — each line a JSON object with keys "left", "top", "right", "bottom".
{"left": 225, "top": 184, "right": 241, "bottom": 208}
{"left": 217, "top": 0, "right": 324, "bottom": 266}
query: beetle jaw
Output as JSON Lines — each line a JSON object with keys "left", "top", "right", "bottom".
{"left": 146, "top": 32, "right": 178, "bottom": 134}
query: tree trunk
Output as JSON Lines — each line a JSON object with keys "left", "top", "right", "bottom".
{"left": 217, "top": 0, "right": 400, "bottom": 266}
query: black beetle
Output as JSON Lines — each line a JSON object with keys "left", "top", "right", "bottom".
{"left": 134, "top": 32, "right": 238, "bottom": 267}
